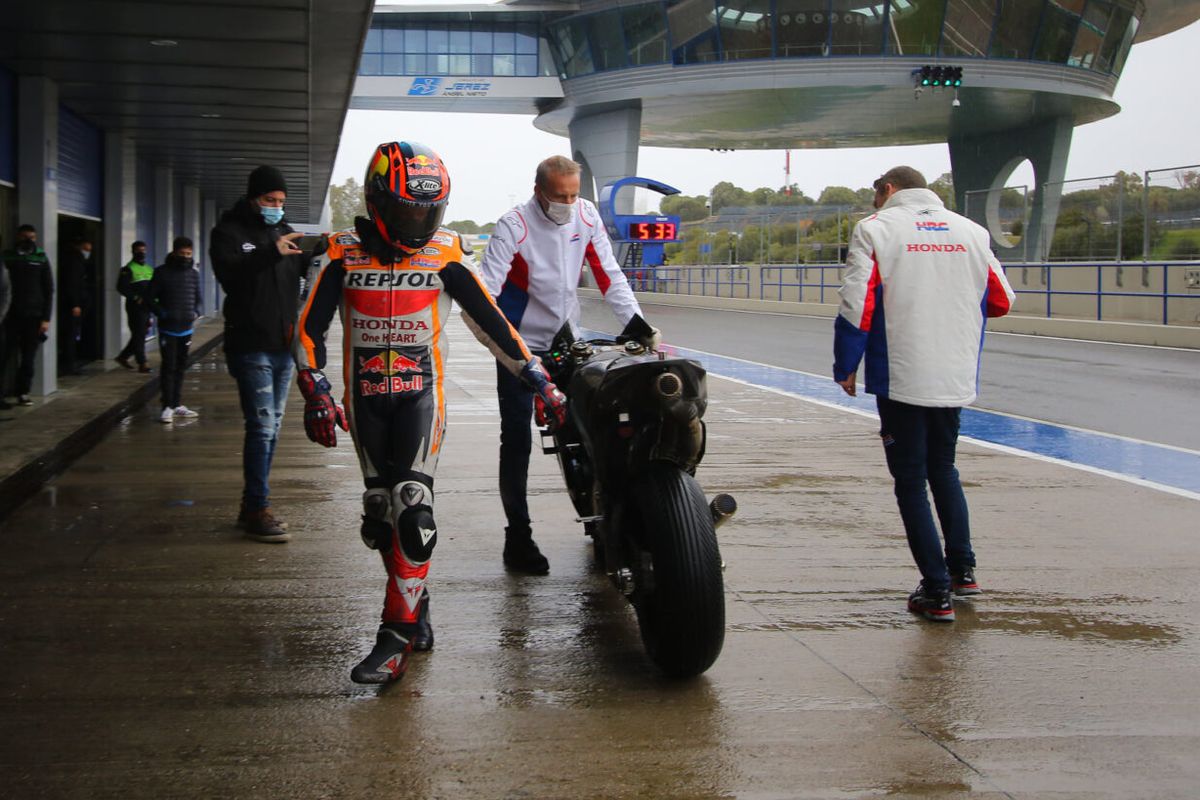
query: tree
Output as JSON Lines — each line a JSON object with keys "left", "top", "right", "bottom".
{"left": 929, "top": 172, "right": 955, "bottom": 210}
{"left": 661, "top": 194, "right": 710, "bottom": 221}
{"left": 329, "top": 177, "right": 365, "bottom": 231}
{"left": 446, "top": 219, "right": 482, "bottom": 234}
{"left": 817, "top": 186, "right": 858, "bottom": 206}
{"left": 709, "top": 181, "right": 750, "bottom": 213}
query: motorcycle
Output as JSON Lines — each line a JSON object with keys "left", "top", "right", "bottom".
{"left": 539, "top": 315, "right": 736, "bottom": 677}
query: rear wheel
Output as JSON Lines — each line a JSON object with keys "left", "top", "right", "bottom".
{"left": 632, "top": 462, "right": 725, "bottom": 677}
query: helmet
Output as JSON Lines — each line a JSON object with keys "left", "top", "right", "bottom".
{"left": 364, "top": 141, "right": 450, "bottom": 253}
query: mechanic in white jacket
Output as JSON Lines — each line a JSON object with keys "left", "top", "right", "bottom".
{"left": 481, "top": 155, "right": 658, "bottom": 574}
{"left": 833, "top": 166, "right": 1015, "bottom": 623}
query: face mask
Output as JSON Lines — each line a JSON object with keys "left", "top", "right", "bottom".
{"left": 544, "top": 200, "right": 574, "bottom": 226}
{"left": 81, "top": 248, "right": 92, "bottom": 259}
{"left": 16, "top": 238, "right": 35, "bottom": 254}
{"left": 260, "top": 206, "right": 284, "bottom": 225}
{"left": 133, "top": 252, "right": 147, "bottom": 264}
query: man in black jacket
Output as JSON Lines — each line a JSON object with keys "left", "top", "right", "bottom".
{"left": 58, "top": 237, "right": 92, "bottom": 375}
{"left": 1, "top": 224, "right": 54, "bottom": 406}
{"left": 210, "top": 165, "right": 305, "bottom": 542}
{"left": 150, "top": 237, "right": 203, "bottom": 423}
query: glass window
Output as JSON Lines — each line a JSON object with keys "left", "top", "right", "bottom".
{"left": 428, "top": 28, "right": 449, "bottom": 54}
{"left": 1110, "top": 11, "right": 1138, "bottom": 75}
{"left": 472, "top": 28, "right": 492, "bottom": 54}
{"left": 405, "top": 28, "right": 426, "bottom": 53}
{"left": 551, "top": 18, "right": 594, "bottom": 77}
{"left": 494, "top": 53, "right": 516, "bottom": 75}
{"left": 1095, "top": 3, "right": 1128, "bottom": 72}
{"left": 990, "top": 0, "right": 1040, "bottom": 59}
{"left": 885, "top": 0, "right": 946, "bottom": 56}
{"left": 717, "top": 1, "right": 773, "bottom": 60}
{"left": 431, "top": 54, "right": 450, "bottom": 73}
{"left": 364, "top": 26, "right": 382, "bottom": 53}
{"left": 1069, "top": 1, "right": 1109, "bottom": 69}
{"left": 516, "top": 54, "right": 539, "bottom": 75}
{"left": 471, "top": 53, "right": 492, "bottom": 75}
{"left": 668, "top": 0, "right": 722, "bottom": 64}
{"left": 516, "top": 24, "right": 540, "bottom": 54}
{"left": 940, "top": 0, "right": 992, "bottom": 57}
{"left": 1034, "top": 4, "right": 1079, "bottom": 63}
{"left": 589, "top": 9, "right": 629, "bottom": 70}
{"left": 360, "top": 53, "right": 382, "bottom": 75}
{"left": 383, "top": 54, "right": 405, "bottom": 74}
{"left": 623, "top": 3, "right": 670, "bottom": 65}
{"left": 775, "top": 1, "right": 831, "bottom": 58}
{"left": 405, "top": 53, "right": 426, "bottom": 74}
{"left": 449, "top": 54, "right": 471, "bottom": 74}
{"left": 449, "top": 25, "right": 471, "bottom": 54}
{"left": 829, "top": 2, "right": 884, "bottom": 56}
{"left": 493, "top": 29, "right": 516, "bottom": 54}
{"left": 383, "top": 26, "right": 405, "bottom": 53}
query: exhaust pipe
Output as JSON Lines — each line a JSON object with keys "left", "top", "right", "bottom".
{"left": 654, "top": 371, "right": 682, "bottom": 399}
{"left": 710, "top": 493, "right": 737, "bottom": 530}
{"left": 654, "top": 371, "right": 697, "bottom": 423}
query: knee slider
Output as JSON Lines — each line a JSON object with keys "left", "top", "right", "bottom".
{"left": 393, "top": 481, "right": 436, "bottom": 564}
{"left": 360, "top": 488, "right": 393, "bottom": 551}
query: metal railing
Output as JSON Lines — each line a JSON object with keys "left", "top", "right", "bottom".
{"left": 623, "top": 262, "right": 1200, "bottom": 326}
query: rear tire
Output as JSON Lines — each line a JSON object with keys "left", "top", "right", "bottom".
{"left": 632, "top": 462, "right": 725, "bottom": 677}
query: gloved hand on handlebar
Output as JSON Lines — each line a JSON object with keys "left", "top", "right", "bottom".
{"left": 520, "top": 357, "right": 567, "bottom": 432}
{"left": 297, "top": 369, "right": 348, "bottom": 448}
{"left": 618, "top": 313, "right": 661, "bottom": 351}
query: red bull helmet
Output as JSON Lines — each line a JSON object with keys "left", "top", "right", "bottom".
{"left": 364, "top": 141, "right": 450, "bottom": 254}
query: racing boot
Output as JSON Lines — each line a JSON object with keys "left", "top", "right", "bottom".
{"left": 503, "top": 526, "right": 549, "bottom": 575}
{"left": 410, "top": 592, "right": 434, "bottom": 652}
{"left": 350, "top": 625, "right": 413, "bottom": 684}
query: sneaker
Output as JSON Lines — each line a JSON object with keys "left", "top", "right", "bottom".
{"left": 173, "top": 405, "right": 199, "bottom": 418}
{"left": 138, "top": 363, "right": 152, "bottom": 374}
{"left": 159, "top": 407, "right": 175, "bottom": 424}
{"left": 17, "top": 395, "right": 33, "bottom": 407}
{"left": 907, "top": 582, "right": 955, "bottom": 622}
{"left": 503, "top": 528, "right": 549, "bottom": 575}
{"left": 951, "top": 569, "right": 982, "bottom": 596}
{"left": 115, "top": 355, "right": 134, "bottom": 370}
{"left": 350, "top": 626, "right": 412, "bottom": 684}
{"left": 410, "top": 593, "right": 434, "bottom": 652}
{"left": 243, "top": 508, "right": 291, "bottom": 543}
{"left": 237, "top": 504, "right": 289, "bottom": 531}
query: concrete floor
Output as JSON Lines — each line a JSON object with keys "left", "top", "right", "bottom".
{"left": 1, "top": 314, "right": 1197, "bottom": 798}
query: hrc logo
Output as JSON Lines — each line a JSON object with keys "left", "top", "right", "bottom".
{"left": 408, "top": 78, "right": 441, "bottom": 96}
{"left": 915, "top": 221, "right": 950, "bottom": 232}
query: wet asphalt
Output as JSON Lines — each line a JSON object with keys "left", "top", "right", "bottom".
{"left": 0, "top": 313, "right": 1197, "bottom": 798}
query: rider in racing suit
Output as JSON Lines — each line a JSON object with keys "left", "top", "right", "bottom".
{"left": 294, "top": 142, "right": 567, "bottom": 684}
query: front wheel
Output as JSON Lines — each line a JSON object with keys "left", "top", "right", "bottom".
{"left": 632, "top": 462, "right": 725, "bottom": 677}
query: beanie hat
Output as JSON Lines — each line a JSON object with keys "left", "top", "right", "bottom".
{"left": 246, "top": 165, "right": 288, "bottom": 198}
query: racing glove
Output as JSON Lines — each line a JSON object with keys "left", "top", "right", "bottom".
{"left": 519, "top": 357, "right": 567, "bottom": 432}
{"left": 297, "top": 369, "right": 348, "bottom": 448}
{"left": 618, "top": 313, "right": 662, "bottom": 351}
{"left": 639, "top": 325, "right": 662, "bottom": 351}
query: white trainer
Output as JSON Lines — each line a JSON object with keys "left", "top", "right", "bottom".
{"left": 173, "top": 405, "right": 199, "bottom": 418}
{"left": 159, "top": 407, "right": 175, "bottom": 424}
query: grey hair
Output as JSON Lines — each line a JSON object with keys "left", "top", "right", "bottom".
{"left": 535, "top": 155, "right": 582, "bottom": 188}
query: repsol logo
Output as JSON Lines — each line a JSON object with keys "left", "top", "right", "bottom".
{"left": 345, "top": 271, "right": 440, "bottom": 288}
{"left": 351, "top": 318, "right": 430, "bottom": 331}
{"left": 906, "top": 243, "right": 967, "bottom": 252}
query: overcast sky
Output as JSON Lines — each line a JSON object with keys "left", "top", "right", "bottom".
{"left": 330, "top": 12, "right": 1200, "bottom": 224}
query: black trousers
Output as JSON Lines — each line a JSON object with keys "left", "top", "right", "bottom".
{"left": 118, "top": 304, "right": 150, "bottom": 365}
{"left": 3, "top": 316, "right": 44, "bottom": 396}
{"left": 159, "top": 334, "right": 191, "bottom": 409}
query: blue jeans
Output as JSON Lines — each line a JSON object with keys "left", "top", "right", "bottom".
{"left": 227, "top": 350, "right": 294, "bottom": 511}
{"left": 876, "top": 397, "right": 974, "bottom": 593}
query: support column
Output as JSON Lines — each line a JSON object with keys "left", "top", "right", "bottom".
{"left": 182, "top": 184, "right": 203, "bottom": 314}
{"left": 567, "top": 104, "right": 641, "bottom": 210}
{"left": 16, "top": 75, "right": 59, "bottom": 396}
{"left": 202, "top": 197, "right": 219, "bottom": 315}
{"left": 102, "top": 133, "right": 137, "bottom": 359}
{"left": 949, "top": 115, "right": 1073, "bottom": 262}
{"left": 153, "top": 166, "right": 173, "bottom": 263}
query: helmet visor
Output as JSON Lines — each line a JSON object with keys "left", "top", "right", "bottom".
{"left": 371, "top": 188, "right": 446, "bottom": 250}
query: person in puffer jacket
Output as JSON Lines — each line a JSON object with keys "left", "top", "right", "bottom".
{"left": 833, "top": 166, "right": 1015, "bottom": 624}
{"left": 149, "top": 236, "right": 203, "bottom": 424}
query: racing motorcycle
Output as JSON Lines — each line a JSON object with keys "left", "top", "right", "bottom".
{"left": 540, "top": 315, "right": 736, "bottom": 677}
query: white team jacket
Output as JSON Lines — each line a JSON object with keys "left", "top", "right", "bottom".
{"left": 480, "top": 195, "right": 642, "bottom": 351}
{"left": 833, "top": 188, "right": 1016, "bottom": 407}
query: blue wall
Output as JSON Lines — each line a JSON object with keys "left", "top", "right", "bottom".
{"left": 58, "top": 105, "right": 104, "bottom": 218}
{"left": 0, "top": 65, "right": 16, "bottom": 186}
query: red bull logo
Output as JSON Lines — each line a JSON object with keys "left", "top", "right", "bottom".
{"left": 359, "top": 376, "right": 424, "bottom": 396}
{"left": 359, "top": 350, "right": 425, "bottom": 378}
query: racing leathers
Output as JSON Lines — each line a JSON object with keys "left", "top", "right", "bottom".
{"left": 295, "top": 217, "right": 560, "bottom": 628}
